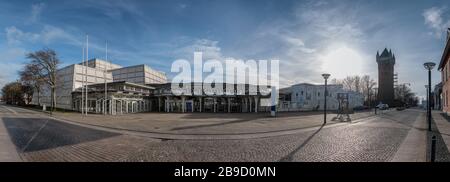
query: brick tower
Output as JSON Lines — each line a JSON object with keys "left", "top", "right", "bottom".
{"left": 376, "top": 48, "right": 395, "bottom": 106}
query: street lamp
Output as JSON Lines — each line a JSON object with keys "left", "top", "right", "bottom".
{"left": 373, "top": 87, "right": 378, "bottom": 114}
{"left": 322, "top": 73, "right": 331, "bottom": 124}
{"left": 424, "top": 62, "right": 436, "bottom": 131}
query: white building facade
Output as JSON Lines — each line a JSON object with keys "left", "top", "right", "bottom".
{"left": 278, "top": 83, "right": 364, "bottom": 112}
{"left": 32, "top": 58, "right": 167, "bottom": 110}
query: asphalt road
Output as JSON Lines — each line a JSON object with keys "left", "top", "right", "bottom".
{"left": 0, "top": 104, "right": 423, "bottom": 162}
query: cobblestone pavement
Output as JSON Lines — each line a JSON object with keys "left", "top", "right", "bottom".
{"left": 0, "top": 104, "right": 434, "bottom": 162}
{"left": 50, "top": 109, "right": 377, "bottom": 135}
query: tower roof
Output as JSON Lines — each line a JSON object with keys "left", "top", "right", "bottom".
{"left": 380, "top": 48, "right": 391, "bottom": 57}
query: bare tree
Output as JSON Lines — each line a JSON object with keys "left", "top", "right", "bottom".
{"left": 334, "top": 75, "right": 377, "bottom": 106}
{"left": 361, "top": 75, "right": 377, "bottom": 105}
{"left": 342, "top": 76, "right": 355, "bottom": 91}
{"left": 26, "top": 49, "right": 60, "bottom": 113}
{"left": 19, "top": 64, "right": 45, "bottom": 106}
{"left": 354, "top": 76, "right": 361, "bottom": 93}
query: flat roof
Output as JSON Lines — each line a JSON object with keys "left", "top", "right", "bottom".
{"left": 87, "top": 81, "right": 155, "bottom": 89}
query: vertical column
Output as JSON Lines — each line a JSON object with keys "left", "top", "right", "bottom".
{"left": 199, "top": 97, "right": 202, "bottom": 112}
{"left": 158, "top": 97, "right": 161, "bottom": 112}
{"left": 95, "top": 100, "right": 98, "bottom": 113}
{"left": 125, "top": 101, "right": 129, "bottom": 113}
{"left": 213, "top": 97, "right": 217, "bottom": 113}
{"left": 111, "top": 99, "right": 116, "bottom": 115}
{"left": 181, "top": 96, "right": 186, "bottom": 113}
{"left": 166, "top": 97, "right": 170, "bottom": 112}
{"left": 254, "top": 96, "right": 258, "bottom": 113}
{"left": 109, "top": 99, "right": 113, "bottom": 115}
{"left": 120, "top": 100, "right": 123, "bottom": 115}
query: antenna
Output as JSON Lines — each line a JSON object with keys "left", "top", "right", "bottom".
{"left": 104, "top": 41, "right": 108, "bottom": 115}
{"left": 81, "top": 44, "right": 84, "bottom": 115}
{"left": 85, "top": 34, "right": 89, "bottom": 116}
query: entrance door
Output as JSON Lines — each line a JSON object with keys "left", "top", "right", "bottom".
{"left": 186, "top": 101, "right": 193, "bottom": 112}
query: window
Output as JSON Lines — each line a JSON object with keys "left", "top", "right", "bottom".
{"left": 318, "top": 92, "right": 320, "bottom": 96}
{"left": 301, "top": 91, "right": 304, "bottom": 95}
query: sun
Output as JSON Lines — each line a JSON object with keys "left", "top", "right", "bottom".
{"left": 319, "top": 44, "right": 365, "bottom": 79}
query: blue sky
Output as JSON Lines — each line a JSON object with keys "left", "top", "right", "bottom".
{"left": 1, "top": 0, "right": 450, "bottom": 98}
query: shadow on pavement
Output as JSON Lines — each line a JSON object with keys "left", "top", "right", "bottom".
{"left": 2, "top": 117, "right": 120, "bottom": 152}
{"left": 427, "top": 117, "right": 450, "bottom": 161}
{"left": 278, "top": 124, "right": 325, "bottom": 162}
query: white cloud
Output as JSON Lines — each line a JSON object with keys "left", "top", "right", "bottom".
{"left": 423, "top": 7, "right": 450, "bottom": 38}
{"left": 41, "top": 25, "right": 80, "bottom": 45}
{"left": 297, "top": 3, "right": 364, "bottom": 42}
{"left": 29, "top": 2, "right": 45, "bottom": 23}
{"left": 5, "top": 25, "right": 81, "bottom": 46}
{"left": 173, "top": 38, "right": 223, "bottom": 61}
{"left": 179, "top": 4, "right": 187, "bottom": 9}
{"left": 5, "top": 26, "right": 40, "bottom": 45}
{"left": 0, "top": 47, "right": 26, "bottom": 89}
{"left": 282, "top": 36, "right": 316, "bottom": 54}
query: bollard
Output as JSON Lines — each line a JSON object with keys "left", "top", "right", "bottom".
{"left": 431, "top": 135, "right": 437, "bottom": 162}
{"left": 374, "top": 107, "right": 377, "bottom": 115}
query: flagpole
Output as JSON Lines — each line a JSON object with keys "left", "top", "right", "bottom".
{"left": 85, "top": 34, "right": 89, "bottom": 116}
{"left": 81, "top": 45, "right": 85, "bottom": 115}
{"left": 104, "top": 41, "right": 108, "bottom": 115}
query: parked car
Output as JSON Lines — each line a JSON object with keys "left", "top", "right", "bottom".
{"left": 376, "top": 104, "right": 389, "bottom": 110}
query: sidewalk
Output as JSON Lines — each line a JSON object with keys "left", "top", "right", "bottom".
{"left": 391, "top": 111, "right": 427, "bottom": 162}
{"left": 0, "top": 119, "right": 21, "bottom": 162}
{"left": 431, "top": 111, "right": 450, "bottom": 154}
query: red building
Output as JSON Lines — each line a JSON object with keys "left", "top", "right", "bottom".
{"left": 438, "top": 29, "right": 450, "bottom": 114}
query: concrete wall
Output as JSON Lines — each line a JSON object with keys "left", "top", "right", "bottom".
{"left": 83, "top": 58, "right": 122, "bottom": 71}
{"left": 31, "top": 64, "right": 114, "bottom": 110}
{"left": 111, "top": 64, "right": 167, "bottom": 85}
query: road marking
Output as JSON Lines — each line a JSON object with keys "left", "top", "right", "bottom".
{"left": 21, "top": 119, "right": 49, "bottom": 152}
{"left": 1, "top": 106, "right": 17, "bottom": 115}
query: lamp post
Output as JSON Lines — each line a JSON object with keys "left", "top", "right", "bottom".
{"left": 374, "top": 87, "right": 378, "bottom": 114}
{"left": 425, "top": 85, "right": 428, "bottom": 108}
{"left": 322, "top": 73, "right": 330, "bottom": 124}
{"left": 424, "top": 62, "right": 436, "bottom": 131}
